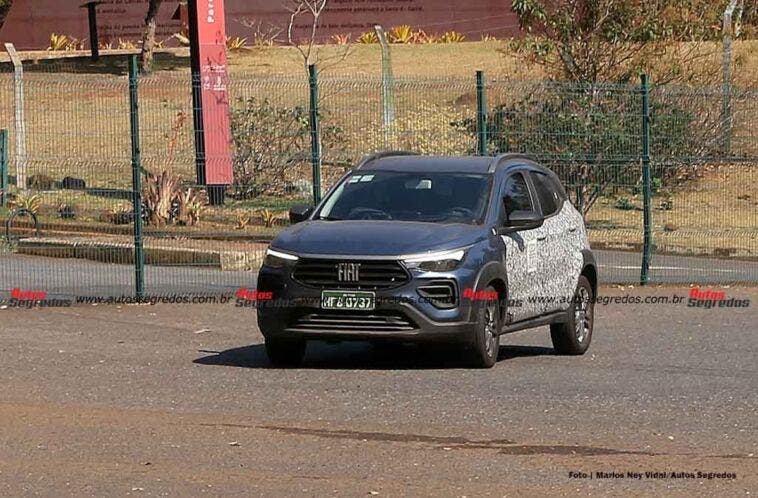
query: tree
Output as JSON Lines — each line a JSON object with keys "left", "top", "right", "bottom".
{"left": 500, "top": 0, "right": 730, "bottom": 216}
{"left": 509, "top": 0, "right": 720, "bottom": 84}
{"left": 285, "top": 0, "right": 351, "bottom": 75}
{"left": 140, "top": 0, "right": 163, "bottom": 74}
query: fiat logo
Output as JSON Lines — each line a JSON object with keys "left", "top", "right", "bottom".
{"left": 336, "top": 263, "right": 361, "bottom": 282}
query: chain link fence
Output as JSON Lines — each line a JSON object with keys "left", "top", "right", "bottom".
{"left": 1, "top": 59, "right": 756, "bottom": 298}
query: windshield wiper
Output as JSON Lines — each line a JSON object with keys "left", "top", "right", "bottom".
{"left": 318, "top": 216, "right": 343, "bottom": 221}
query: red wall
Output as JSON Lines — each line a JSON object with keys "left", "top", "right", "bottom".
{"left": 0, "top": 0, "right": 520, "bottom": 50}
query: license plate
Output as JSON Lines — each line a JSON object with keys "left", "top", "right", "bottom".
{"left": 321, "top": 290, "right": 376, "bottom": 311}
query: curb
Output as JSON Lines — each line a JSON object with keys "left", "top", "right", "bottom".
{"left": 17, "top": 237, "right": 266, "bottom": 271}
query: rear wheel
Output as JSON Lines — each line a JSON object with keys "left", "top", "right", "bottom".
{"left": 550, "top": 276, "right": 594, "bottom": 355}
{"left": 265, "top": 337, "right": 306, "bottom": 366}
{"left": 469, "top": 285, "right": 501, "bottom": 368}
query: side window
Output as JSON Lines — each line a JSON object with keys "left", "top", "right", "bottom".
{"left": 501, "top": 173, "right": 533, "bottom": 222}
{"left": 529, "top": 172, "right": 560, "bottom": 216}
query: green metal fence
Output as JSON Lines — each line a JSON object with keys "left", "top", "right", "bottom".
{"left": 0, "top": 59, "right": 756, "bottom": 299}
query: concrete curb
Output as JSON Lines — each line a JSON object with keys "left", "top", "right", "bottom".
{"left": 17, "top": 237, "right": 266, "bottom": 271}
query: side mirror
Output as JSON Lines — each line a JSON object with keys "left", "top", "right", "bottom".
{"left": 289, "top": 204, "right": 314, "bottom": 224}
{"left": 498, "top": 210, "right": 544, "bottom": 234}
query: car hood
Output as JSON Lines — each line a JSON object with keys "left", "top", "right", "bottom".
{"left": 271, "top": 220, "right": 487, "bottom": 256}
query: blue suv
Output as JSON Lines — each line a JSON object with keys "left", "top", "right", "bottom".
{"left": 257, "top": 152, "right": 597, "bottom": 367}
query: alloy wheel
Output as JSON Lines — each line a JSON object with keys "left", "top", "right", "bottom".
{"left": 484, "top": 302, "right": 498, "bottom": 358}
{"left": 574, "top": 286, "right": 592, "bottom": 343}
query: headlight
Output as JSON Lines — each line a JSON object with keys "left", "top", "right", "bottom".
{"left": 402, "top": 248, "right": 466, "bottom": 272}
{"left": 264, "top": 248, "right": 298, "bottom": 268}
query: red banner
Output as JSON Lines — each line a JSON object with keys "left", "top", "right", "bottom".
{"left": 195, "top": 0, "right": 233, "bottom": 185}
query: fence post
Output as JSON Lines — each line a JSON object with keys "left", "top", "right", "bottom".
{"left": 721, "top": 0, "right": 742, "bottom": 157}
{"left": 0, "top": 129, "right": 7, "bottom": 208}
{"left": 308, "top": 64, "right": 322, "bottom": 205}
{"left": 476, "top": 70, "right": 488, "bottom": 156}
{"left": 4, "top": 43, "right": 27, "bottom": 192}
{"left": 128, "top": 55, "right": 145, "bottom": 298}
{"left": 374, "top": 25, "right": 395, "bottom": 147}
{"left": 640, "top": 74, "right": 653, "bottom": 286}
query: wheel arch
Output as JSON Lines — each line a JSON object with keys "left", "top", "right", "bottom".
{"left": 472, "top": 261, "right": 509, "bottom": 323}
{"left": 581, "top": 249, "right": 598, "bottom": 297}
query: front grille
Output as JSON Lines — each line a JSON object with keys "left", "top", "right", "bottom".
{"left": 417, "top": 280, "right": 458, "bottom": 309}
{"left": 286, "top": 311, "right": 417, "bottom": 333}
{"left": 292, "top": 258, "right": 410, "bottom": 290}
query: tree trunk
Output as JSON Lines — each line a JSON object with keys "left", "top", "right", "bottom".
{"left": 0, "top": 1, "right": 15, "bottom": 28}
{"left": 139, "top": 0, "right": 163, "bottom": 74}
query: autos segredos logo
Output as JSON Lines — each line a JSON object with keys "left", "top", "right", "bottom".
{"left": 687, "top": 287, "right": 751, "bottom": 308}
{"left": 336, "top": 262, "right": 361, "bottom": 282}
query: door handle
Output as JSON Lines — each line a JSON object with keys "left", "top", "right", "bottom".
{"left": 536, "top": 233, "right": 548, "bottom": 241}
{"left": 568, "top": 226, "right": 578, "bottom": 233}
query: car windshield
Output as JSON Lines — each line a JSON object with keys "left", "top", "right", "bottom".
{"left": 317, "top": 171, "right": 492, "bottom": 224}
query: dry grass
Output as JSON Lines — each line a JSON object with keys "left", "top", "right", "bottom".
{"left": 587, "top": 165, "right": 758, "bottom": 256}
{"left": 227, "top": 40, "right": 539, "bottom": 79}
{"left": 227, "top": 40, "right": 758, "bottom": 86}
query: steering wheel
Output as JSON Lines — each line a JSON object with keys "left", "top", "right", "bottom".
{"left": 349, "top": 208, "right": 393, "bottom": 220}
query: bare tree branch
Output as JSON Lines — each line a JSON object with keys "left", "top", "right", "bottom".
{"left": 284, "top": 0, "right": 352, "bottom": 77}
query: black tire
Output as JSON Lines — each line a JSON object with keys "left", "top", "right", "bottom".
{"left": 265, "top": 337, "right": 306, "bottom": 366}
{"left": 469, "top": 285, "right": 501, "bottom": 368}
{"left": 551, "top": 275, "right": 594, "bottom": 355}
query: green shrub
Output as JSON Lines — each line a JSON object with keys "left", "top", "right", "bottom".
{"left": 229, "top": 97, "right": 346, "bottom": 199}
{"left": 27, "top": 173, "right": 55, "bottom": 190}
{"left": 614, "top": 196, "right": 636, "bottom": 210}
{"left": 454, "top": 83, "right": 697, "bottom": 214}
{"left": 651, "top": 177, "right": 663, "bottom": 194}
{"left": 632, "top": 176, "right": 664, "bottom": 195}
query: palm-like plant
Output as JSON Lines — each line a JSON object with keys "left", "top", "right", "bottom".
{"left": 11, "top": 192, "right": 43, "bottom": 214}
{"left": 143, "top": 170, "right": 180, "bottom": 226}
{"left": 389, "top": 25, "right": 414, "bottom": 43}
{"left": 358, "top": 31, "right": 378, "bottom": 44}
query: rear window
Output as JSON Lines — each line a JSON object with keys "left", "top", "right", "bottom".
{"left": 529, "top": 171, "right": 561, "bottom": 216}
{"left": 502, "top": 173, "right": 533, "bottom": 220}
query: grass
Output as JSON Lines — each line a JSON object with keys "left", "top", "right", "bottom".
{"left": 6, "top": 40, "right": 757, "bottom": 85}
{"left": 586, "top": 165, "right": 757, "bottom": 256}
{"left": 227, "top": 41, "right": 535, "bottom": 79}
{"left": 226, "top": 40, "right": 758, "bottom": 86}
{"left": 590, "top": 165, "right": 757, "bottom": 232}
{"left": 0, "top": 41, "right": 756, "bottom": 257}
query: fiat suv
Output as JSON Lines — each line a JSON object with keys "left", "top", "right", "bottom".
{"left": 257, "top": 152, "right": 597, "bottom": 367}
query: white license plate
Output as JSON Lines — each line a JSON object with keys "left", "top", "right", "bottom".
{"left": 321, "top": 290, "right": 376, "bottom": 311}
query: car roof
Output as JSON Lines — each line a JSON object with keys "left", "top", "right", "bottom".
{"left": 357, "top": 152, "right": 547, "bottom": 175}
{"left": 361, "top": 155, "right": 494, "bottom": 174}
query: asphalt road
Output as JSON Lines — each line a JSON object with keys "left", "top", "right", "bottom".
{"left": 1, "top": 250, "right": 757, "bottom": 299}
{"left": 0, "top": 286, "right": 755, "bottom": 496}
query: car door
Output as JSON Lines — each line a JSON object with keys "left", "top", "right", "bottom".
{"left": 498, "top": 171, "right": 543, "bottom": 322}
{"left": 528, "top": 171, "right": 579, "bottom": 311}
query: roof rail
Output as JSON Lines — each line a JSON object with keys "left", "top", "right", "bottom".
{"left": 488, "top": 153, "right": 538, "bottom": 172}
{"left": 355, "top": 150, "right": 419, "bottom": 170}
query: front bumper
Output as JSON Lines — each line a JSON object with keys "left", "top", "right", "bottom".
{"left": 256, "top": 264, "right": 480, "bottom": 344}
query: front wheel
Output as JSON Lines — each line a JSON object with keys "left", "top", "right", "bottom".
{"left": 550, "top": 276, "right": 594, "bottom": 355}
{"left": 469, "top": 285, "right": 501, "bottom": 368}
{"left": 265, "top": 337, "right": 306, "bottom": 366}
